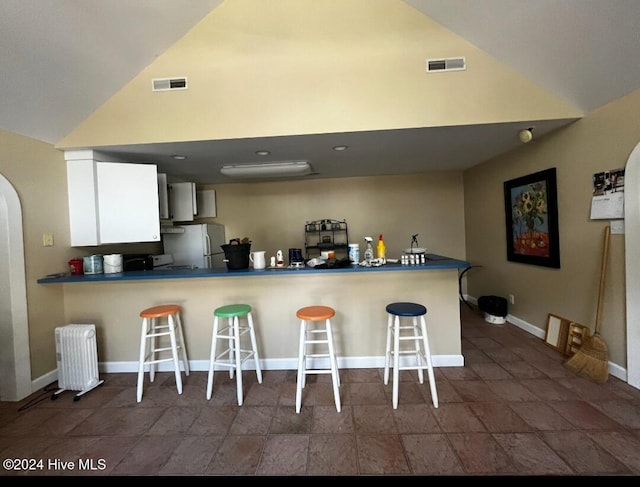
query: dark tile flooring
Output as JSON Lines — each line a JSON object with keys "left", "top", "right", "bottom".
{"left": 1, "top": 303, "right": 640, "bottom": 477}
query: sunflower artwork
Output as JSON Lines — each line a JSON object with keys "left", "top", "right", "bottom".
{"left": 511, "top": 181, "right": 549, "bottom": 256}
{"left": 504, "top": 168, "right": 560, "bottom": 268}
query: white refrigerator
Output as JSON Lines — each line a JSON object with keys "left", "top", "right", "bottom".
{"left": 162, "top": 223, "right": 226, "bottom": 269}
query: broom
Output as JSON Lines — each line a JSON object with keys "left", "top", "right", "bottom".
{"left": 564, "top": 225, "right": 610, "bottom": 383}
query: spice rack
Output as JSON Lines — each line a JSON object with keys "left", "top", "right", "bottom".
{"left": 304, "top": 219, "right": 349, "bottom": 260}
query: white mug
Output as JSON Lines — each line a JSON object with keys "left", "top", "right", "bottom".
{"left": 250, "top": 250, "right": 266, "bottom": 270}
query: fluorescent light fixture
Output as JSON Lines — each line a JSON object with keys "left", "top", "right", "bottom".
{"left": 221, "top": 161, "right": 312, "bottom": 179}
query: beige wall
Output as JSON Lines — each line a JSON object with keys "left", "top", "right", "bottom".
{"left": 464, "top": 88, "right": 640, "bottom": 367}
{"left": 0, "top": 131, "right": 70, "bottom": 378}
{"left": 59, "top": 0, "right": 579, "bottom": 149}
{"left": 202, "top": 171, "right": 466, "bottom": 262}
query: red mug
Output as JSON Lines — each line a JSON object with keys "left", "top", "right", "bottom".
{"left": 68, "top": 258, "right": 83, "bottom": 275}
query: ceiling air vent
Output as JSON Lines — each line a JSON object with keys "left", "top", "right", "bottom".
{"left": 152, "top": 77, "right": 188, "bottom": 91}
{"left": 426, "top": 57, "right": 466, "bottom": 73}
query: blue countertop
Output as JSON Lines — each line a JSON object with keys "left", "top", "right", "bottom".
{"left": 37, "top": 254, "right": 470, "bottom": 284}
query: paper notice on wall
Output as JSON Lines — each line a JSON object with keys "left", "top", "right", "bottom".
{"left": 590, "top": 168, "right": 625, "bottom": 220}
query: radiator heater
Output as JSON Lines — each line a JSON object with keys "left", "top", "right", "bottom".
{"left": 53, "top": 324, "right": 104, "bottom": 401}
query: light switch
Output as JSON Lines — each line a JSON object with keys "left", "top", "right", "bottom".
{"left": 43, "top": 233, "right": 54, "bottom": 246}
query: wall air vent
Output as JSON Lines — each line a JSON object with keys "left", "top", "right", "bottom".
{"left": 426, "top": 57, "right": 466, "bottom": 73}
{"left": 152, "top": 77, "right": 188, "bottom": 91}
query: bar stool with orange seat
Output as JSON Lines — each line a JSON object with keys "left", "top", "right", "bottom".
{"left": 295, "top": 305, "right": 341, "bottom": 413}
{"left": 136, "top": 304, "right": 190, "bottom": 403}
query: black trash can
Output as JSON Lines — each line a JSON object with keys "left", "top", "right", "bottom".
{"left": 478, "top": 295, "right": 508, "bottom": 324}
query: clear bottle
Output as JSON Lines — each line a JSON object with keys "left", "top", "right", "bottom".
{"left": 364, "top": 237, "right": 374, "bottom": 264}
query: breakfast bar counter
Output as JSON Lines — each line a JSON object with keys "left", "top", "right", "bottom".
{"left": 39, "top": 255, "right": 470, "bottom": 372}
{"left": 38, "top": 254, "right": 469, "bottom": 283}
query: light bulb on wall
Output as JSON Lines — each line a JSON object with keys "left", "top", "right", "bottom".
{"left": 519, "top": 128, "right": 534, "bottom": 143}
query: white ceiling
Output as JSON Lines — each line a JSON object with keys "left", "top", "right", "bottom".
{"left": 2, "top": 0, "right": 639, "bottom": 184}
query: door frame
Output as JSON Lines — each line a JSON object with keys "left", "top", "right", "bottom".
{"left": 625, "top": 142, "right": 640, "bottom": 389}
{"left": 0, "top": 173, "right": 32, "bottom": 401}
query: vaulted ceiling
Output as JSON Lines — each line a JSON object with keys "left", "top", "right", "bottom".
{"left": 2, "top": 0, "right": 639, "bottom": 183}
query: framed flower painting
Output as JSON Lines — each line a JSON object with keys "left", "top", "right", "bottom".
{"left": 503, "top": 168, "right": 560, "bottom": 268}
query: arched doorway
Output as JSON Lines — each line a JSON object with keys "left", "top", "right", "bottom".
{"left": 0, "top": 173, "right": 32, "bottom": 401}
{"left": 625, "top": 142, "right": 640, "bottom": 389}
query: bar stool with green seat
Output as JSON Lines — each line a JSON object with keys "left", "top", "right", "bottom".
{"left": 206, "top": 303, "right": 263, "bottom": 405}
{"left": 295, "top": 305, "right": 341, "bottom": 413}
{"left": 383, "top": 302, "right": 438, "bottom": 409}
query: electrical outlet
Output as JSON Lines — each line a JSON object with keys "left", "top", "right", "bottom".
{"left": 509, "top": 294, "right": 515, "bottom": 305}
{"left": 42, "top": 233, "right": 54, "bottom": 247}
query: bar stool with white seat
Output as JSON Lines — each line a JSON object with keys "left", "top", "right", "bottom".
{"left": 295, "top": 305, "right": 341, "bottom": 413}
{"left": 137, "top": 304, "right": 190, "bottom": 403}
{"left": 206, "top": 303, "right": 263, "bottom": 406}
{"left": 383, "top": 302, "right": 438, "bottom": 409}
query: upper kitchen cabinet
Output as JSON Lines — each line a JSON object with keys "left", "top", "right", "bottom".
{"left": 157, "top": 172, "right": 170, "bottom": 220}
{"left": 66, "top": 151, "right": 160, "bottom": 246}
{"left": 161, "top": 180, "right": 217, "bottom": 221}
{"left": 169, "top": 182, "right": 197, "bottom": 221}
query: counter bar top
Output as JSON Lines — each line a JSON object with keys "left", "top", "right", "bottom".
{"left": 38, "top": 254, "right": 469, "bottom": 284}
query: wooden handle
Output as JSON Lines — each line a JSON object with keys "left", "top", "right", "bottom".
{"left": 594, "top": 225, "right": 610, "bottom": 334}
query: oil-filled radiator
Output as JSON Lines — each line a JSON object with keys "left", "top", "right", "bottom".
{"left": 52, "top": 324, "right": 104, "bottom": 401}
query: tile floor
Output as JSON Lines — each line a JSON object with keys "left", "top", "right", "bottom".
{"left": 1, "top": 303, "right": 640, "bottom": 477}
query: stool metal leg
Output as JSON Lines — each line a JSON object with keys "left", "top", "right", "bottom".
{"left": 206, "top": 316, "right": 220, "bottom": 400}
{"left": 227, "top": 317, "right": 235, "bottom": 380}
{"left": 296, "top": 320, "right": 307, "bottom": 413}
{"left": 233, "top": 316, "right": 244, "bottom": 405}
{"left": 325, "top": 319, "right": 341, "bottom": 412}
{"left": 175, "top": 311, "right": 190, "bottom": 375}
{"left": 383, "top": 313, "right": 393, "bottom": 385}
{"left": 137, "top": 317, "right": 149, "bottom": 403}
{"left": 420, "top": 316, "right": 438, "bottom": 408}
{"left": 392, "top": 315, "right": 400, "bottom": 409}
{"left": 413, "top": 317, "right": 425, "bottom": 384}
{"left": 149, "top": 318, "right": 157, "bottom": 383}
{"left": 247, "top": 312, "right": 263, "bottom": 383}
{"left": 167, "top": 314, "right": 183, "bottom": 395}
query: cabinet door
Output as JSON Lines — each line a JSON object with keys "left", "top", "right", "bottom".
{"left": 196, "top": 189, "right": 217, "bottom": 218}
{"left": 96, "top": 162, "right": 160, "bottom": 244}
{"left": 169, "top": 182, "right": 197, "bottom": 221}
{"left": 157, "top": 173, "right": 169, "bottom": 220}
{"left": 67, "top": 159, "right": 100, "bottom": 246}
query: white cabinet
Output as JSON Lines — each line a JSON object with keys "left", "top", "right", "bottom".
{"left": 197, "top": 189, "right": 217, "bottom": 218}
{"left": 166, "top": 184, "right": 217, "bottom": 220}
{"left": 157, "top": 174, "right": 218, "bottom": 222}
{"left": 66, "top": 153, "right": 160, "bottom": 246}
{"left": 157, "top": 173, "right": 170, "bottom": 220}
{"left": 168, "top": 182, "right": 197, "bottom": 221}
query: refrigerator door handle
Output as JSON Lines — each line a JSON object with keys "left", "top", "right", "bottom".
{"left": 204, "top": 232, "right": 212, "bottom": 268}
{"left": 204, "top": 233, "right": 211, "bottom": 257}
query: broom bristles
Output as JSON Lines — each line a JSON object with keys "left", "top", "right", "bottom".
{"left": 564, "top": 333, "right": 609, "bottom": 383}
